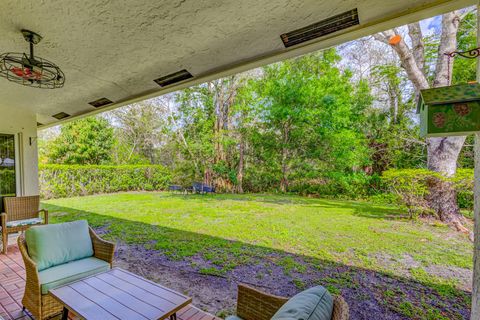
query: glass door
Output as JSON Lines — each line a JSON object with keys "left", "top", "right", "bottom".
{"left": 0, "top": 134, "right": 15, "bottom": 212}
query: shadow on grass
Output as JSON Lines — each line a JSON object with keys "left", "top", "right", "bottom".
{"left": 42, "top": 202, "right": 470, "bottom": 320}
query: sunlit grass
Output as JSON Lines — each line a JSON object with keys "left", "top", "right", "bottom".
{"left": 43, "top": 192, "right": 472, "bottom": 271}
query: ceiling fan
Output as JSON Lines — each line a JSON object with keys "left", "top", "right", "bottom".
{"left": 0, "top": 29, "right": 65, "bottom": 89}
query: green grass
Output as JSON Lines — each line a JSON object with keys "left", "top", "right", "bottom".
{"left": 43, "top": 192, "right": 471, "bottom": 269}
{"left": 42, "top": 192, "right": 472, "bottom": 318}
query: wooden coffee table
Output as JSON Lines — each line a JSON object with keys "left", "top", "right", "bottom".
{"left": 49, "top": 268, "right": 192, "bottom": 320}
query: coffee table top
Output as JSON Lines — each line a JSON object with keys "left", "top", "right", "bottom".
{"left": 49, "top": 268, "right": 192, "bottom": 320}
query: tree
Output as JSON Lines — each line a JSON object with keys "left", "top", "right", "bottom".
{"left": 373, "top": 11, "right": 470, "bottom": 229}
{"left": 107, "top": 100, "right": 168, "bottom": 164}
{"left": 47, "top": 117, "right": 114, "bottom": 165}
{"left": 365, "top": 65, "right": 425, "bottom": 172}
{"left": 257, "top": 49, "right": 371, "bottom": 191}
{"left": 340, "top": 37, "right": 427, "bottom": 173}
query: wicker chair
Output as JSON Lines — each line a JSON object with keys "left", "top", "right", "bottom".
{"left": 17, "top": 227, "right": 115, "bottom": 320}
{"left": 235, "top": 284, "right": 349, "bottom": 320}
{"left": 1, "top": 196, "right": 47, "bottom": 254}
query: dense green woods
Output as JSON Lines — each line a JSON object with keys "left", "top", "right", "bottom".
{"left": 40, "top": 10, "right": 477, "bottom": 217}
{"left": 40, "top": 50, "right": 380, "bottom": 193}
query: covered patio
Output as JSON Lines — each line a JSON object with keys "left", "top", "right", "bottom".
{"left": 0, "top": 239, "right": 219, "bottom": 320}
{"left": 0, "top": 0, "right": 479, "bottom": 319}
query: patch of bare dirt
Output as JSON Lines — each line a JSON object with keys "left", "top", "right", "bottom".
{"left": 110, "top": 241, "right": 471, "bottom": 320}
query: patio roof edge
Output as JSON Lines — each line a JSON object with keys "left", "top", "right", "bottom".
{"left": 38, "top": 0, "right": 475, "bottom": 130}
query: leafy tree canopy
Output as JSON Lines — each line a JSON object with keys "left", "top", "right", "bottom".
{"left": 47, "top": 117, "right": 114, "bottom": 165}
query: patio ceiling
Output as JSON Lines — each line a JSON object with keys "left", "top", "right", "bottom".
{"left": 0, "top": 0, "right": 474, "bottom": 128}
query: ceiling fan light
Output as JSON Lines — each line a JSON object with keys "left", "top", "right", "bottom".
{"left": 0, "top": 30, "right": 65, "bottom": 89}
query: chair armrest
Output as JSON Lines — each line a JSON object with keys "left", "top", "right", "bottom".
{"left": 89, "top": 227, "right": 115, "bottom": 267}
{"left": 17, "top": 235, "right": 41, "bottom": 308}
{"left": 332, "top": 295, "right": 349, "bottom": 320}
{"left": 236, "top": 284, "right": 349, "bottom": 320}
{"left": 236, "top": 284, "right": 288, "bottom": 320}
{"left": 38, "top": 209, "right": 48, "bottom": 224}
{"left": 0, "top": 212, "right": 6, "bottom": 226}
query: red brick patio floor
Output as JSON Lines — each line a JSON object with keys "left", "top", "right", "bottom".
{"left": 0, "top": 239, "right": 219, "bottom": 320}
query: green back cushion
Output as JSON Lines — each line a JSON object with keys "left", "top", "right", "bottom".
{"left": 25, "top": 220, "right": 94, "bottom": 271}
{"left": 271, "top": 286, "right": 333, "bottom": 320}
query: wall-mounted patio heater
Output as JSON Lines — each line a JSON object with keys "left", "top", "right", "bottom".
{"left": 419, "top": 83, "right": 480, "bottom": 137}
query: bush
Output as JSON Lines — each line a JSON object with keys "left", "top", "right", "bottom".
{"left": 289, "top": 172, "right": 377, "bottom": 199}
{"left": 39, "top": 165, "right": 171, "bottom": 199}
{"left": 381, "top": 168, "right": 474, "bottom": 218}
{"left": 0, "top": 169, "right": 15, "bottom": 195}
{"left": 451, "top": 169, "right": 474, "bottom": 210}
{"left": 381, "top": 169, "right": 438, "bottom": 219}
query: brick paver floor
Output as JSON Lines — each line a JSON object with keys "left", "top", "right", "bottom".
{"left": 0, "top": 236, "right": 219, "bottom": 320}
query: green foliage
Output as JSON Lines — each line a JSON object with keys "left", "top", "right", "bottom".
{"left": 365, "top": 64, "right": 425, "bottom": 172}
{"left": 47, "top": 117, "right": 115, "bottom": 165}
{"left": 258, "top": 50, "right": 371, "bottom": 175}
{"left": 289, "top": 172, "right": 377, "bottom": 199}
{"left": 381, "top": 169, "right": 474, "bottom": 217}
{"left": 0, "top": 168, "right": 15, "bottom": 196}
{"left": 109, "top": 102, "right": 168, "bottom": 164}
{"left": 452, "top": 11, "right": 477, "bottom": 85}
{"left": 451, "top": 168, "right": 474, "bottom": 210}
{"left": 165, "top": 49, "right": 373, "bottom": 193}
{"left": 39, "top": 164, "right": 171, "bottom": 199}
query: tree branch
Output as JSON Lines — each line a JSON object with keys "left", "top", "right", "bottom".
{"left": 408, "top": 22, "right": 425, "bottom": 72}
{"left": 434, "top": 11, "right": 461, "bottom": 87}
{"left": 374, "top": 29, "right": 430, "bottom": 90}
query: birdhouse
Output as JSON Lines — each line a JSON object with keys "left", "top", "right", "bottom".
{"left": 418, "top": 83, "right": 480, "bottom": 137}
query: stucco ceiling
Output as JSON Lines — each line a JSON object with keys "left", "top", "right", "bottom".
{"left": 0, "top": 0, "right": 474, "bottom": 128}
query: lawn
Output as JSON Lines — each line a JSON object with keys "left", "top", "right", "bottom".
{"left": 43, "top": 192, "right": 472, "bottom": 319}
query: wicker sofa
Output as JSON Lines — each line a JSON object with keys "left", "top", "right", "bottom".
{"left": 17, "top": 221, "right": 115, "bottom": 320}
{"left": 231, "top": 283, "right": 349, "bottom": 320}
{"left": 1, "top": 195, "right": 48, "bottom": 254}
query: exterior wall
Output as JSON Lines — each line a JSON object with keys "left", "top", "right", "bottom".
{"left": 0, "top": 107, "right": 39, "bottom": 196}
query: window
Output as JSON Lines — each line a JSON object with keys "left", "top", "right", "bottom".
{"left": 0, "top": 134, "right": 15, "bottom": 211}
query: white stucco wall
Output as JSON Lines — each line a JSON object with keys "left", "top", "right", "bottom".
{"left": 0, "top": 107, "right": 39, "bottom": 196}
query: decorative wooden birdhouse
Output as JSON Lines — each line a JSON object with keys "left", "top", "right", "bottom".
{"left": 419, "top": 83, "right": 480, "bottom": 137}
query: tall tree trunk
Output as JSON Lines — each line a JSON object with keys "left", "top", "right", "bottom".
{"left": 280, "top": 122, "right": 290, "bottom": 193}
{"left": 426, "top": 12, "right": 466, "bottom": 230}
{"left": 374, "top": 11, "right": 467, "bottom": 229}
{"left": 211, "top": 78, "right": 238, "bottom": 192}
{"left": 280, "top": 147, "right": 288, "bottom": 192}
{"left": 236, "top": 138, "right": 244, "bottom": 193}
{"left": 427, "top": 136, "right": 466, "bottom": 228}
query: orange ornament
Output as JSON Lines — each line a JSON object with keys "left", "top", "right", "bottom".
{"left": 388, "top": 35, "right": 402, "bottom": 45}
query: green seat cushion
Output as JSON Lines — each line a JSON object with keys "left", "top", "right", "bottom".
{"left": 25, "top": 220, "right": 94, "bottom": 271}
{"left": 225, "top": 316, "right": 243, "bottom": 320}
{"left": 271, "top": 286, "right": 333, "bottom": 320}
{"left": 39, "top": 257, "right": 110, "bottom": 294}
{"left": 5, "top": 218, "right": 43, "bottom": 228}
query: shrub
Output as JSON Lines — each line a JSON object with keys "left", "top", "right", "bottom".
{"left": 289, "top": 172, "right": 377, "bottom": 199}
{"left": 381, "top": 169, "right": 438, "bottom": 219}
{"left": 39, "top": 164, "right": 171, "bottom": 199}
{"left": 381, "top": 168, "right": 474, "bottom": 218}
{"left": 0, "top": 169, "right": 15, "bottom": 195}
{"left": 451, "top": 169, "right": 474, "bottom": 210}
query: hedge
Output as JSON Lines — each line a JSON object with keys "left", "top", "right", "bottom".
{"left": 39, "top": 165, "right": 171, "bottom": 199}
{"left": 0, "top": 169, "right": 15, "bottom": 195}
{"left": 288, "top": 172, "right": 379, "bottom": 199}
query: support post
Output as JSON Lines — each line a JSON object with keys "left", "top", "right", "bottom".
{"left": 474, "top": 132, "right": 480, "bottom": 318}
{"left": 472, "top": 4, "right": 480, "bottom": 319}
